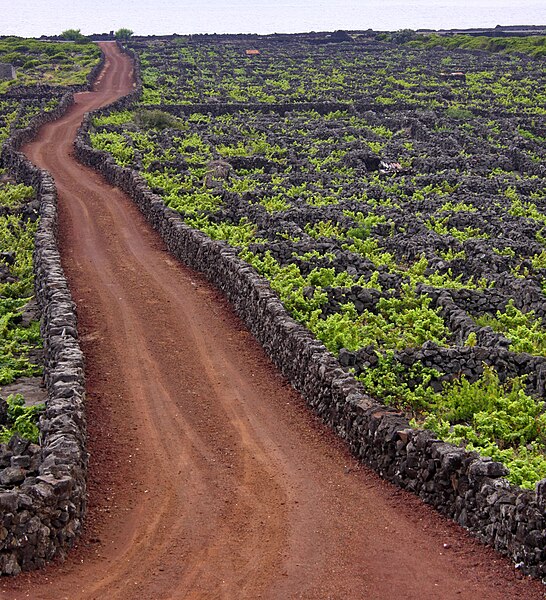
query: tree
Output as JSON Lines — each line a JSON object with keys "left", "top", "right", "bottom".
{"left": 115, "top": 28, "right": 134, "bottom": 41}
{"left": 60, "top": 29, "right": 89, "bottom": 42}
{"left": 134, "top": 109, "right": 182, "bottom": 130}
{"left": 390, "top": 29, "right": 419, "bottom": 44}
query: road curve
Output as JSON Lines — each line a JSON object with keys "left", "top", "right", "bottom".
{"left": 0, "top": 42, "right": 543, "bottom": 600}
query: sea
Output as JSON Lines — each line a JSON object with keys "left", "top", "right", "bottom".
{"left": 1, "top": 0, "right": 545, "bottom": 38}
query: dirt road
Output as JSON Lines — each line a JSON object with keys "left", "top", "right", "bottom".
{"left": 1, "top": 42, "right": 543, "bottom": 599}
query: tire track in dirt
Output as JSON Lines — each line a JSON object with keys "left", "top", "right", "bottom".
{"left": 0, "top": 42, "right": 543, "bottom": 599}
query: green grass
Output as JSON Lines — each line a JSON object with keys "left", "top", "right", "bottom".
{"left": 407, "top": 34, "right": 546, "bottom": 58}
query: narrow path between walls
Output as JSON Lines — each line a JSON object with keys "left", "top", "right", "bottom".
{"left": 1, "top": 42, "right": 542, "bottom": 600}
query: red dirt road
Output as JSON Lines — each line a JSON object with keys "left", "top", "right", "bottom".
{"left": 1, "top": 42, "right": 543, "bottom": 599}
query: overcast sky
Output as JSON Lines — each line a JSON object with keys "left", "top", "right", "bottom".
{"left": 1, "top": 0, "right": 545, "bottom": 37}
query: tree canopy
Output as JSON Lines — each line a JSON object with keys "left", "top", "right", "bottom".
{"left": 60, "top": 29, "right": 89, "bottom": 42}
{"left": 115, "top": 28, "right": 134, "bottom": 41}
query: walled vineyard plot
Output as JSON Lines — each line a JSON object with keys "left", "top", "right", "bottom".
{"left": 0, "top": 37, "right": 101, "bottom": 93}
{"left": 132, "top": 36, "right": 544, "bottom": 110}
{"left": 0, "top": 173, "right": 41, "bottom": 384}
{"left": 0, "top": 97, "right": 64, "bottom": 424}
{"left": 0, "top": 40, "right": 99, "bottom": 574}
{"left": 405, "top": 33, "right": 546, "bottom": 59}
{"left": 0, "top": 97, "right": 62, "bottom": 146}
{"left": 0, "top": 37, "right": 101, "bottom": 435}
{"left": 0, "top": 38, "right": 103, "bottom": 144}
{"left": 91, "top": 36, "right": 546, "bottom": 490}
{"left": 0, "top": 34, "right": 104, "bottom": 379}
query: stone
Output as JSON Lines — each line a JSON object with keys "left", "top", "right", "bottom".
{"left": 10, "top": 456, "right": 31, "bottom": 469}
{"left": 8, "top": 436, "right": 30, "bottom": 456}
{"left": 0, "top": 64, "right": 15, "bottom": 81}
{"left": 535, "top": 478, "right": 546, "bottom": 511}
{"left": 0, "top": 492, "right": 18, "bottom": 512}
{"left": 469, "top": 459, "right": 509, "bottom": 480}
{"left": 338, "top": 348, "right": 355, "bottom": 367}
{"left": 525, "top": 530, "right": 545, "bottom": 549}
{"left": 0, "top": 467, "right": 26, "bottom": 487}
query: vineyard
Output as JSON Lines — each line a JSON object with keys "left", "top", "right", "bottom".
{"left": 0, "top": 33, "right": 543, "bottom": 591}
{"left": 0, "top": 37, "right": 101, "bottom": 92}
{"left": 90, "top": 35, "right": 546, "bottom": 488}
{"left": 0, "top": 39, "right": 100, "bottom": 462}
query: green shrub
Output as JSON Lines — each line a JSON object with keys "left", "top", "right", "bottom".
{"left": 134, "top": 109, "right": 183, "bottom": 130}
{"left": 60, "top": 29, "right": 89, "bottom": 42}
{"left": 115, "top": 28, "right": 134, "bottom": 41}
{"left": 416, "top": 366, "right": 546, "bottom": 488}
{"left": 0, "top": 394, "right": 44, "bottom": 444}
{"left": 445, "top": 106, "right": 474, "bottom": 120}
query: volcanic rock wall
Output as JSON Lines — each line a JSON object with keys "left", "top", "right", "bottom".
{"left": 0, "top": 95, "right": 87, "bottom": 574}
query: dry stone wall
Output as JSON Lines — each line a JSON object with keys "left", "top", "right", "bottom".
{"left": 0, "top": 94, "right": 87, "bottom": 574}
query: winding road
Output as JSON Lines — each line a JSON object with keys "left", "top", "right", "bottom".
{"left": 0, "top": 42, "right": 543, "bottom": 599}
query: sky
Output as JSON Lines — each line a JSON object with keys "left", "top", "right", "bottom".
{"left": 1, "top": 0, "right": 545, "bottom": 37}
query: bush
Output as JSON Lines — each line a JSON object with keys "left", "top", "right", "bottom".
{"left": 389, "top": 29, "right": 419, "bottom": 44}
{"left": 115, "top": 28, "right": 134, "bottom": 41}
{"left": 0, "top": 394, "right": 43, "bottom": 444}
{"left": 134, "top": 109, "right": 183, "bottom": 130}
{"left": 60, "top": 29, "right": 89, "bottom": 42}
{"left": 445, "top": 106, "right": 474, "bottom": 120}
{"left": 22, "top": 59, "right": 40, "bottom": 69}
